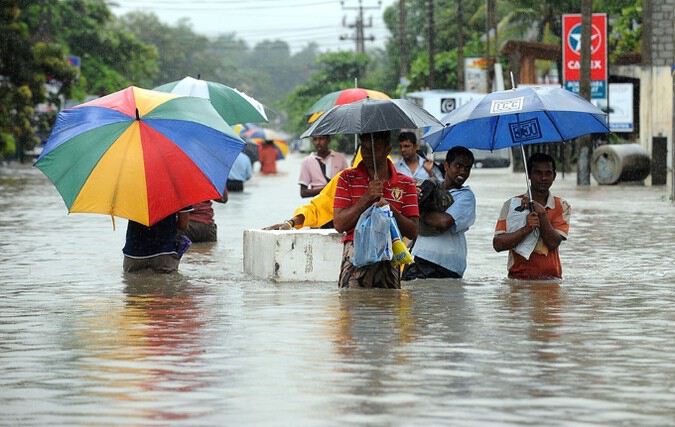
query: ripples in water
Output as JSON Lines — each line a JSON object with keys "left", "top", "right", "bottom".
{"left": 2, "top": 159, "right": 675, "bottom": 425}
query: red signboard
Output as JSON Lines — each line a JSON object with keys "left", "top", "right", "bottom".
{"left": 562, "top": 13, "right": 607, "bottom": 82}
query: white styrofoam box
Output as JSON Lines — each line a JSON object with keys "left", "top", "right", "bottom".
{"left": 243, "top": 228, "right": 343, "bottom": 282}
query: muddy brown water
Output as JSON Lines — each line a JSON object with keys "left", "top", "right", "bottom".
{"left": 2, "top": 155, "right": 674, "bottom": 426}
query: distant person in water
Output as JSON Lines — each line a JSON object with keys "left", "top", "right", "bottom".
{"left": 395, "top": 132, "right": 443, "bottom": 181}
{"left": 227, "top": 151, "right": 253, "bottom": 192}
{"left": 182, "top": 191, "right": 228, "bottom": 243}
{"left": 259, "top": 140, "right": 278, "bottom": 175}
{"left": 184, "top": 151, "right": 251, "bottom": 243}
{"left": 298, "top": 135, "right": 349, "bottom": 198}
{"left": 493, "top": 153, "right": 571, "bottom": 280}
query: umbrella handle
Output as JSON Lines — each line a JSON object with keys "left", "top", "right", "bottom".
{"left": 520, "top": 144, "right": 534, "bottom": 212}
{"left": 370, "top": 133, "right": 377, "bottom": 180}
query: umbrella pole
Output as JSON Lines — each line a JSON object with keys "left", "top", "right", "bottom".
{"left": 371, "top": 133, "right": 378, "bottom": 180}
{"left": 520, "top": 144, "right": 534, "bottom": 211}
{"left": 561, "top": 141, "right": 566, "bottom": 180}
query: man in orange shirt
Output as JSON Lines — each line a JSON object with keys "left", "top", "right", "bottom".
{"left": 493, "top": 153, "right": 571, "bottom": 280}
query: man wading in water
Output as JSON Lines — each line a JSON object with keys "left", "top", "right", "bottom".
{"left": 333, "top": 131, "right": 419, "bottom": 289}
{"left": 493, "top": 152, "right": 571, "bottom": 280}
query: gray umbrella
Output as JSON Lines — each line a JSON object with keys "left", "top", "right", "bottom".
{"left": 300, "top": 98, "right": 443, "bottom": 179}
{"left": 300, "top": 98, "right": 442, "bottom": 138}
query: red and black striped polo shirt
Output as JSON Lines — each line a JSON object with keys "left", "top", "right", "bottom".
{"left": 334, "top": 159, "right": 419, "bottom": 242}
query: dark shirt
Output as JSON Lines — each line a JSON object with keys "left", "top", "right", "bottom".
{"left": 123, "top": 209, "right": 189, "bottom": 258}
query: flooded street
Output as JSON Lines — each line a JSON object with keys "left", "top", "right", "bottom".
{"left": 2, "top": 154, "right": 675, "bottom": 426}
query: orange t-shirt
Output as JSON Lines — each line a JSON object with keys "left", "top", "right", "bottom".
{"left": 259, "top": 144, "right": 278, "bottom": 175}
{"left": 494, "top": 194, "right": 570, "bottom": 280}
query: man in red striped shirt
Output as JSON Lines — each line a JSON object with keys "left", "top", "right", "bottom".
{"left": 333, "top": 131, "right": 419, "bottom": 288}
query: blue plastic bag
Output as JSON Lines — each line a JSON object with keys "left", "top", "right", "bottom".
{"left": 351, "top": 205, "right": 393, "bottom": 267}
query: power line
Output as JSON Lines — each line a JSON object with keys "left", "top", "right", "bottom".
{"left": 113, "top": 1, "right": 336, "bottom": 11}
{"left": 340, "top": 0, "right": 382, "bottom": 53}
{"left": 111, "top": 0, "right": 395, "bottom": 53}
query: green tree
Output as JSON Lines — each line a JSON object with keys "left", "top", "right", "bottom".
{"left": 118, "top": 13, "right": 211, "bottom": 87}
{"left": 120, "top": 12, "right": 319, "bottom": 124}
{"left": 282, "top": 51, "right": 371, "bottom": 134}
{"left": 29, "top": 0, "right": 159, "bottom": 96}
{"left": 609, "top": 1, "right": 642, "bottom": 61}
{"left": 0, "top": 1, "right": 78, "bottom": 161}
{"left": 380, "top": 0, "right": 642, "bottom": 94}
{"left": 382, "top": 0, "right": 485, "bottom": 93}
{"left": 495, "top": 0, "right": 637, "bottom": 45}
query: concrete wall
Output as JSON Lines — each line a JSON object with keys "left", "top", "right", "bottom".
{"left": 638, "top": 66, "right": 673, "bottom": 187}
{"left": 642, "top": 0, "right": 674, "bottom": 196}
{"left": 243, "top": 229, "right": 343, "bottom": 282}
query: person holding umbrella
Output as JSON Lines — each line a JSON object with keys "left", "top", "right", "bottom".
{"left": 333, "top": 131, "right": 419, "bottom": 289}
{"left": 123, "top": 208, "right": 193, "bottom": 273}
{"left": 34, "top": 86, "right": 246, "bottom": 272}
{"left": 493, "top": 153, "right": 571, "bottom": 280}
{"left": 298, "top": 98, "right": 441, "bottom": 287}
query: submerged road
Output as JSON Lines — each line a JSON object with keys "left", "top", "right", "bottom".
{"left": 1, "top": 154, "right": 675, "bottom": 425}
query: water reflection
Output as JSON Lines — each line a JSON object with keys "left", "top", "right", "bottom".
{"left": 505, "top": 281, "right": 563, "bottom": 344}
{"left": 3, "top": 159, "right": 675, "bottom": 425}
{"left": 333, "top": 289, "right": 416, "bottom": 356}
{"left": 72, "top": 273, "right": 211, "bottom": 422}
{"left": 329, "top": 289, "right": 417, "bottom": 421}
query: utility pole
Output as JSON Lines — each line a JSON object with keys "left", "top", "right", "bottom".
{"left": 399, "top": 0, "right": 408, "bottom": 78}
{"left": 577, "top": 0, "right": 593, "bottom": 186}
{"left": 340, "top": 0, "right": 381, "bottom": 53}
{"left": 427, "top": 0, "right": 435, "bottom": 89}
{"left": 485, "top": 0, "right": 497, "bottom": 91}
{"left": 456, "top": 0, "right": 464, "bottom": 90}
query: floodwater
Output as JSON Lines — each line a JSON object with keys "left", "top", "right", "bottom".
{"left": 2, "top": 154, "right": 675, "bottom": 426}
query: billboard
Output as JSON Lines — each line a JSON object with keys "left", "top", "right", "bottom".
{"left": 562, "top": 13, "right": 607, "bottom": 99}
{"left": 464, "top": 57, "right": 490, "bottom": 93}
{"left": 593, "top": 83, "right": 634, "bottom": 133}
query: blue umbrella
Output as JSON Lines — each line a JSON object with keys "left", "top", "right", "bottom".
{"left": 424, "top": 86, "right": 609, "bottom": 204}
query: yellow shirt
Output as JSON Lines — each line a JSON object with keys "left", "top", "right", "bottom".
{"left": 292, "top": 171, "right": 340, "bottom": 228}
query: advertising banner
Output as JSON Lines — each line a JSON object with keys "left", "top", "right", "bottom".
{"left": 604, "top": 83, "right": 634, "bottom": 133}
{"left": 464, "top": 57, "right": 490, "bottom": 93}
{"left": 562, "top": 13, "right": 607, "bottom": 99}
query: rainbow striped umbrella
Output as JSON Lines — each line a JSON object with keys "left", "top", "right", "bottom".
{"left": 306, "top": 88, "right": 390, "bottom": 123}
{"left": 35, "top": 86, "right": 244, "bottom": 226}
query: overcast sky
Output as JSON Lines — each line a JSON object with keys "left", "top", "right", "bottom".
{"left": 111, "top": 0, "right": 397, "bottom": 53}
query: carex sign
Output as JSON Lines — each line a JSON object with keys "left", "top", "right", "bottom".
{"left": 490, "top": 97, "right": 524, "bottom": 114}
{"left": 562, "top": 13, "right": 607, "bottom": 83}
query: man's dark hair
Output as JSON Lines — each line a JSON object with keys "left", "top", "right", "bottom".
{"left": 359, "top": 130, "right": 391, "bottom": 144}
{"left": 527, "top": 152, "right": 556, "bottom": 173}
{"left": 446, "top": 146, "right": 474, "bottom": 165}
{"left": 398, "top": 131, "right": 417, "bottom": 144}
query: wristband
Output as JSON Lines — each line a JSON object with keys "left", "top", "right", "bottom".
{"left": 285, "top": 219, "right": 295, "bottom": 228}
